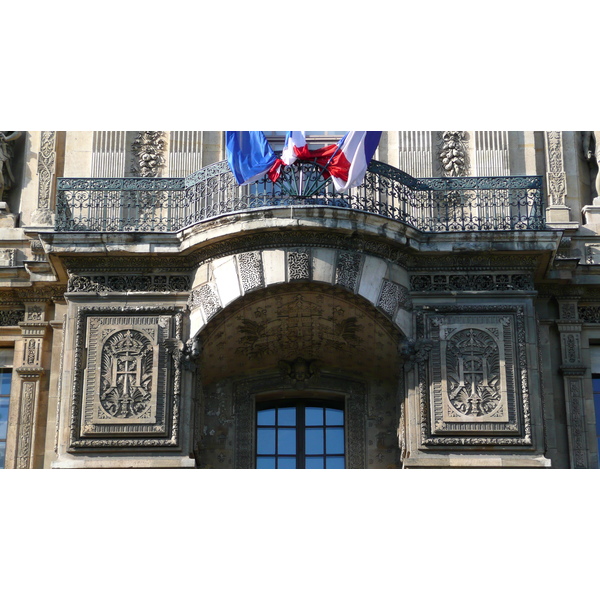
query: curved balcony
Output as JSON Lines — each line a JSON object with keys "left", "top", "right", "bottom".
{"left": 54, "top": 160, "right": 544, "bottom": 233}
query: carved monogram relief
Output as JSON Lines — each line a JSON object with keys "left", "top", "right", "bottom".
{"left": 98, "top": 330, "right": 156, "bottom": 422}
{"left": 69, "top": 306, "right": 184, "bottom": 449}
{"left": 442, "top": 327, "right": 508, "bottom": 422}
{"left": 418, "top": 306, "right": 532, "bottom": 445}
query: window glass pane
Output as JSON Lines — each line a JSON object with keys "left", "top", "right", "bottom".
{"left": 326, "top": 407, "right": 344, "bottom": 426}
{"left": 593, "top": 378, "right": 600, "bottom": 393}
{"left": 326, "top": 428, "right": 345, "bottom": 454}
{"left": 306, "top": 456, "right": 324, "bottom": 469}
{"left": 257, "top": 408, "right": 275, "bottom": 426}
{"left": 278, "top": 428, "right": 296, "bottom": 455}
{"left": 0, "top": 373, "right": 11, "bottom": 396}
{"left": 257, "top": 428, "right": 276, "bottom": 454}
{"left": 305, "top": 406, "right": 323, "bottom": 426}
{"left": 305, "top": 428, "right": 324, "bottom": 455}
{"left": 0, "top": 397, "right": 8, "bottom": 422}
{"left": 277, "top": 407, "right": 296, "bottom": 426}
{"left": 0, "top": 421, "right": 6, "bottom": 439}
{"left": 0, "top": 442, "right": 5, "bottom": 468}
{"left": 256, "top": 456, "right": 276, "bottom": 469}
{"left": 326, "top": 456, "right": 345, "bottom": 469}
{"left": 278, "top": 457, "right": 296, "bottom": 469}
{"left": 595, "top": 394, "right": 600, "bottom": 437}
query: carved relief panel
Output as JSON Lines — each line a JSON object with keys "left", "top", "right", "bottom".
{"left": 417, "top": 306, "right": 532, "bottom": 446}
{"left": 68, "top": 306, "right": 184, "bottom": 450}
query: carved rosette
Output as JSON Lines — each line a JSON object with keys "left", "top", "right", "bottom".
{"left": 69, "top": 306, "right": 184, "bottom": 449}
{"left": 417, "top": 305, "right": 532, "bottom": 446}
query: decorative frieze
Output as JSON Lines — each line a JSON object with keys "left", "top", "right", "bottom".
{"left": 67, "top": 273, "right": 190, "bottom": 293}
{"left": 336, "top": 252, "right": 362, "bottom": 291}
{"left": 0, "top": 308, "right": 25, "bottom": 326}
{"left": 417, "top": 305, "right": 532, "bottom": 446}
{"left": 410, "top": 272, "right": 534, "bottom": 292}
{"left": 287, "top": 249, "right": 310, "bottom": 281}
{"left": 377, "top": 280, "right": 411, "bottom": 316}
{"left": 69, "top": 306, "right": 184, "bottom": 449}
{"left": 237, "top": 251, "right": 264, "bottom": 292}
{"left": 579, "top": 305, "right": 600, "bottom": 323}
{"left": 188, "top": 284, "right": 221, "bottom": 320}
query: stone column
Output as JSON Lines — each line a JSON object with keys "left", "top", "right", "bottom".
{"left": 556, "top": 298, "right": 588, "bottom": 467}
{"left": 12, "top": 302, "right": 49, "bottom": 468}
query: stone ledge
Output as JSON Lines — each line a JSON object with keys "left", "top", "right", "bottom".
{"left": 51, "top": 456, "right": 197, "bottom": 469}
{"left": 403, "top": 455, "right": 551, "bottom": 468}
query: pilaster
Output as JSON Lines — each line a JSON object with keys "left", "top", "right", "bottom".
{"left": 556, "top": 298, "right": 588, "bottom": 467}
{"left": 13, "top": 302, "right": 50, "bottom": 468}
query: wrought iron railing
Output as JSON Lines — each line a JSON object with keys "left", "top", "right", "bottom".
{"left": 55, "top": 160, "right": 544, "bottom": 233}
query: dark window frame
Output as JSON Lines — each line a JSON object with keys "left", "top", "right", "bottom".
{"left": 256, "top": 398, "right": 346, "bottom": 469}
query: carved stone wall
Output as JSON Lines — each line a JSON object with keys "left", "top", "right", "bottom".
{"left": 417, "top": 305, "right": 532, "bottom": 446}
{"left": 68, "top": 306, "right": 184, "bottom": 450}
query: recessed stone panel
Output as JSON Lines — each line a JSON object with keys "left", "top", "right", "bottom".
{"left": 68, "top": 306, "right": 184, "bottom": 450}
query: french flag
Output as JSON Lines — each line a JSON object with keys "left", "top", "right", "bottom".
{"left": 226, "top": 131, "right": 277, "bottom": 185}
{"left": 269, "top": 131, "right": 382, "bottom": 192}
{"left": 327, "top": 131, "right": 382, "bottom": 192}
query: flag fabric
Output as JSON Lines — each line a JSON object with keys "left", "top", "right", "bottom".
{"left": 327, "top": 131, "right": 382, "bottom": 192}
{"left": 268, "top": 131, "right": 381, "bottom": 191}
{"left": 227, "top": 131, "right": 382, "bottom": 191}
{"left": 226, "top": 131, "right": 277, "bottom": 185}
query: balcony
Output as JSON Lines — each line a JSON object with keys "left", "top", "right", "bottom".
{"left": 54, "top": 160, "right": 544, "bottom": 234}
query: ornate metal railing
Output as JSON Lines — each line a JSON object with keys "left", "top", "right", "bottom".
{"left": 55, "top": 160, "right": 544, "bottom": 233}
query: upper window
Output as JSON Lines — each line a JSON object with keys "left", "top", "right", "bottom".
{"left": 263, "top": 131, "right": 346, "bottom": 152}
{"left": 256, "top": 400, "right": 345, "bottom": 469}
{"left": 0, "top": 368, "right": 12, "bottom": 468}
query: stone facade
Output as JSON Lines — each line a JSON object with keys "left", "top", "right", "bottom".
{"left": 1, "top": 131, "right": 600, "bottom": 468}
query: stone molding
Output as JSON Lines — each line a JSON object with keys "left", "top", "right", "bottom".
{"left": 67, "top": 305, "right": 184, "bottom": 450}
{"left": 416, "top": 305, "right": 532, "bottom": 447}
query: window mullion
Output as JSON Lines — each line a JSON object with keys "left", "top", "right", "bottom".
{"left": 297, "top": 401, "right": 306, "bottom": 469}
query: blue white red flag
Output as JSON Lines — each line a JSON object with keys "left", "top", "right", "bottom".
{"left": 268, "top": 131, "right": 382, "bottom": 191}
{"left": 226, "top": 131, "right": 277, "bottom": 185}
{"left": 328, "top": 131, "right": 382, "bottom": 192}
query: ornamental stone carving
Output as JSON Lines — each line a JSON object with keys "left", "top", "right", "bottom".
{"left": 417, "top": 306, "right": 532, "bottom": 446}
{"left": 438, "top": 131, "right": 469, "bottom": 177}
{"left": 69, "top": 306, "right": 184, "bottom": 449}
{"left": 98, "top": 330, "right": 155, "bottom": 421}
{"left": 130, "top": 131, "right": 166, "bottom": 177}
{"left": 545, "top": 131, "right": 567, "bottom": 206}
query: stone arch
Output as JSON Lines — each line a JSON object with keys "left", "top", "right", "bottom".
{"left": 187, "top": 244, "right": 413, "bottom": 343}
{"left": 192, "top": 281, "right": 407, "bottom": 468}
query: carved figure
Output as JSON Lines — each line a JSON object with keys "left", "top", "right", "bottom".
{"left": 0, "top": 131, "right": 21, "bottom": 198}
{"left": 582, "top": 131, "right": 600, "bottom": 199}
{"left": 278, "top": 357, "right": 321, "bottom": 388}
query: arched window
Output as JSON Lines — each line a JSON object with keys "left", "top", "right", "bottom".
{"left": 256, "top": 400, "right": 345, "bottom": 469}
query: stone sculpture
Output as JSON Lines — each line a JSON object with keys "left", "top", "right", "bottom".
{"left": 582, "top": 131, "right": 600, "bottom": 199}
{"left": 0, "top": 131, "right": 21, "bottom": 198}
